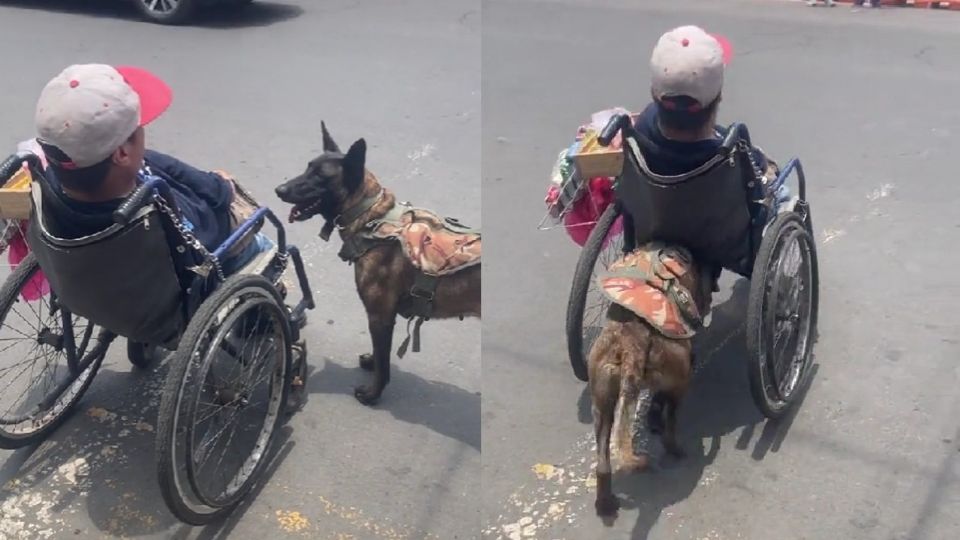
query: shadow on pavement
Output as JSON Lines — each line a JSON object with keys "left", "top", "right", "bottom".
{"left": 0, "top": 355, "right": 300, "bottom": 538}
{"left": 0, "top": 0, "right": 304, "bottom": 29}
{"left": 307, "top": 358, "right": 481, "bottom": 451}
{"left": 573, "top": 278, "right": 820, "bottom": 538}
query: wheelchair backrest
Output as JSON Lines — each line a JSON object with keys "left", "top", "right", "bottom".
{"left": 25, "top": 183, "right": 186, "bottom": 347}
{"left": 615, "top": 135, "right": 758, "bottom": 276}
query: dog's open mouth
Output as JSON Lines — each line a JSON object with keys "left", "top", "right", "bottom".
{"left": 288, "top": 199, "right": 323, "bottom": 223}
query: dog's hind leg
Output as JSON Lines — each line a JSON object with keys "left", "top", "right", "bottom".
{"left": 661, "top": 386, "right": 688, "bottom": 459}
{"left": 591, "top": 363, "right": 621, "bottom": 516}
{"left": 614, "top": 382, "right": 648, "bottom": 474}
{"left": 354, "top": 312, "right": 395, "bottom": 405}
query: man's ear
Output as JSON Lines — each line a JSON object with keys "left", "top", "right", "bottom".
{"left": 342, "top": 138, "right": 366, "bottom": 193}
{"left": 112, "top": 142, "right": 133, "bottom": 167}
{"left": 321, "top": 121, "right": 341, "bottom": 153}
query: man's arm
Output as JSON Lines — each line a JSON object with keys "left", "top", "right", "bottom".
{"left": 143, "top": 150, "right": 232, "bottom": 210}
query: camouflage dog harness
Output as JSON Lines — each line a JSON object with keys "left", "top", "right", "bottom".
{"left": 336, "top": 191, "right": 480, "bottom": 357}
{"left": 366, "top": 206, "right": 481, "bottom": 277}
{"left": 597, "top": 243, "right": 703, "bottom": 339}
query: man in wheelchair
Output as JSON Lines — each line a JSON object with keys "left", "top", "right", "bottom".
{"left": 635, "top": 25, "right": 784, "bottom": 202}
{"left": 32, "top": 64, "right": 272, "bottom": 276}
{"left": 629, "top": 26, "right": 790, "bottom": 433}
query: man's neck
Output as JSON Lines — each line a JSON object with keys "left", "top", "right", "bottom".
{"left": 62, "top": 173, "right": 137, "bottom": 203}
{"left": 657, "top": 120, "right": 715, "bottom": 142}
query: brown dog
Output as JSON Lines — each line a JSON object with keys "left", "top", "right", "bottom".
{"left": 275, "top": 123, "right": 481, "bottom": 405}
{"left": 588, "top": 243, "right": 711, "bottom": 516}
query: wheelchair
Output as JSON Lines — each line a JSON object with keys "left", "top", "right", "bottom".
{"left": 0, "top": 153, "right": 315, "bottom": 524}
{"left": 565, "top": 114, "right": 819, "bottom": 419}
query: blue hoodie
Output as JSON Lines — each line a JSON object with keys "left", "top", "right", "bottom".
{"left": 43, "top": 150, "right": 233, "bottom": 250}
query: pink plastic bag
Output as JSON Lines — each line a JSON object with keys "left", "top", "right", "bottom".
{"left": 8, "top": 224, "right": 49, "bottom": 302}
{"left": 562, "top": 176, "right": 622, "bottom": 248}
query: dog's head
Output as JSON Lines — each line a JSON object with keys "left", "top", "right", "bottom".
{"left": 276, "top": 121, "right": 367, "bottom": 225}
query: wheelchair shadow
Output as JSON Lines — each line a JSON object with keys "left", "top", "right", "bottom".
{"left": 170, "top": 426, "right": 297, "bottom": 540}
{"left": 305, "top": 359, "right": 481, "bottom": 451}
{"left": 0, "top": 0, "right": 304, "bottom": 29}
{"left": 0, "top": 354, "right": 298, "bottom": 537}
{"left": 574, "top": 278, "right": 821, "bottom": 537}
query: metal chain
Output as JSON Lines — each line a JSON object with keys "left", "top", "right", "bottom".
{"left": 151, "top": 191, "right": 226, "bottom": 282}
{"left": 738, "top": 140, "right": 765, "bottom": 184}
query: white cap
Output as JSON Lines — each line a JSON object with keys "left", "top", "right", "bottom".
{"left": 650, "top": 25, "right": 728, "bottom": 109}
{"left": 35, "top": 64, "right": 171, "bottom": 169}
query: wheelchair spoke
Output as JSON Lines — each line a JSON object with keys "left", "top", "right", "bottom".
{"left": 179, "top": 288, "right": 288, "bottom": 510}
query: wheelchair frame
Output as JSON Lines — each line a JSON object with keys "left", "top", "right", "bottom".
{"left": 564, "top": 113, "right": 819, "bottom": 420}
{"left": 0, "top": 153, "right": 316, "bottom": 524}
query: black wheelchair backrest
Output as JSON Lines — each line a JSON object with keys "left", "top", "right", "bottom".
{"left": 615, "top": 134, "right": 759, "bottom": 276}
{"left": 25, "top": 183, "right": 186, "bottom": 347}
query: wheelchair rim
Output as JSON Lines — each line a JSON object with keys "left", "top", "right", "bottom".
{"left": 762, "top": 223, "right": 814, "bottom": 403}
{"left": 580, "top": 224, "right": 624, "bottom": 365}
{"left": 182, "top": 290, "right": 287, "bottom": 508}
{"left": 0, "top": 265, "right": 105, "bottom": 440}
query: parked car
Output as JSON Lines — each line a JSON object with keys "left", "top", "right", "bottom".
{"left": 133, "top": 0, "right": 253, "bottom": 24}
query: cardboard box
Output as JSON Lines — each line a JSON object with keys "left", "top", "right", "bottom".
{"left": 572, "top": 130, "right": 623, "bottom": 178}
{"left": 0, "top": 166, "right": 33, "bottom": 220}
{"left": 570, "top": 113, "right": 640, "bottom": 179}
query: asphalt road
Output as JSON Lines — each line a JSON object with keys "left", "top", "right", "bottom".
{"left": 0, "top": 1, "right": 480, "bottom": 539}
{"left": 482, "top": 1, "right": 960, "bottom": 539}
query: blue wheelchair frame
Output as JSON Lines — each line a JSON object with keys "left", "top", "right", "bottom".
{"left": 114, "top": 171, "right": 316, "bottom": 341}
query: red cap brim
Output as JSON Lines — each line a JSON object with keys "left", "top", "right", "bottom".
{"left": 709, "top": 33, "right": 734, "bottom": 65}
{"left": 115, "top": 66, "right": 172, "bottom": 126}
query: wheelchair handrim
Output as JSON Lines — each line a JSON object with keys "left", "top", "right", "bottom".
{"left": 167, "top": 288, "right": 287, "bottom": 510}
{"left": 760, "top": 223, "right": 815, "bottom": 406}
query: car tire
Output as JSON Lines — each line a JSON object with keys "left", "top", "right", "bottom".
{"left": 133, "top": 0, "right": 199, "bottom": 25}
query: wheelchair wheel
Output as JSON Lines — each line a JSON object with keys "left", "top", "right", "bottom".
{"left": 0, "top": 253, "right": 111, "bottom": 449}
{"left": 565, "top": 204, "right": 623, "bottom": 382}
{"left": 156, "top": 273, "right": 291, "bottom": 525}
{"left": 746, "top": 212, "right": 819, "bottom": 419}
{"left": 127, "top": 340, "right": 160, "bottom": 370}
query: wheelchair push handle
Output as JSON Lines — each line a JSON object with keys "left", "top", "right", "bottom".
{"left": 114, "top": 179, "right": 164, "bottom": 225}
{"left": 0, "top": 153, "right": 43, "bottom": 185}
{"left": 598, "top": 113, "right": 631, "bottom": 147}
{"left": 720, "top": 123, "right": 753, "bottom": 152}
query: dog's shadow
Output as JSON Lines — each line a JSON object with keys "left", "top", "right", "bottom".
{"left": 577, "top": 278, "right": 819, "bottom": 537}
{"left": 306, "top": 359, "right": 481, "bottom": 451}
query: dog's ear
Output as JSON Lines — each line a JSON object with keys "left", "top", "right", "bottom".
{"left": 342, "top": 138, "right": 367, "bottom": 193}
{"left": 321, "top": 121, "right": 340, "bottom": 154}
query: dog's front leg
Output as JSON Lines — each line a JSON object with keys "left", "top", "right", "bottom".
{"left": 354, "top": 313, "right": 395, "bottom": 405}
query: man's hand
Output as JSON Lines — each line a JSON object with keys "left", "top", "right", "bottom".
{"left": 212, "top": 169, "right": 237, "bottom": 196}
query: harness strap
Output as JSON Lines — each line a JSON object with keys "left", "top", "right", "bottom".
{"left": 319, "top": 188, "right": 384, "bottom": 241}
{"left": 396, "top": 272, "right": 439, "bottom": 358}
{"left": 397, "top": 316, "right": 426, "bottom": 359}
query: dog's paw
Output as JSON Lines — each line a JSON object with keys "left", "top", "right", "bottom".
{"left": 354, "top": 385, "right": 382, "bottom": 405}
{"left": 595, "top": 494, "right": 620, "bottom": 516}
{"left": 358, "top": 353, "right": 375, "bottom": 371}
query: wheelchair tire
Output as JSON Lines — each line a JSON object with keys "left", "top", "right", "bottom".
{"left": 746, "top": 212, "right": 819, "bottom": 420}
{"left": 0, "top": 253, "right": 111, "bottom": 449}
{"left": 156, "top": 273, "right": 290, "bottom": 525}
{"left": 565, "top": 203, "right": 623, "bottom": 382}
{"left": 127, "top": 341, "right": 160, "bottom": 369}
